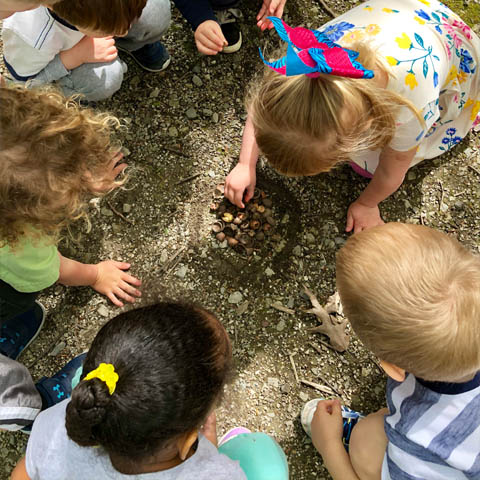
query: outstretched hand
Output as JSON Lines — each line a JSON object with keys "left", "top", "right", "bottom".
{"left": 92, "top": 260, "right": 142, "bottom": 307}
{"left": 256, "top": 0, "right": 287, "bottom": 30}
{"left": 224, "top": 163, "right": 256, "bottom": 208}
{"left": 89, "top": 151, "right": 127, "bottom": 193}
{"left": 346, "top": 201, "right": 384, "bottom": 234}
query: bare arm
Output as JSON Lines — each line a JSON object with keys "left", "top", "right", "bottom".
{"left": 346, "top": 146, "right": 416, "bottom": 233}
{"left": 224, "top": 114, "right": 260, "bottom": 208}
{"left": 11, "top": 457, "right": 31, "bottom": 480}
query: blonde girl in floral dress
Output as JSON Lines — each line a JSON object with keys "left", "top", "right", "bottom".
{"left": 224, "top": 0, "right": 480, "bottom": 232}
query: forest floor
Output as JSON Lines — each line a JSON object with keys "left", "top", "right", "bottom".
{"left": 1, "top": 0, "right": 480, "bottom": 478}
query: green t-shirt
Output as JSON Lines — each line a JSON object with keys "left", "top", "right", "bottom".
{"left": 0, "top": 236, "right": 60, "bottom": 293}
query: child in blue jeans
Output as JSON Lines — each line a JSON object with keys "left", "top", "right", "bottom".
{"left": 2, "top": 0, "right": 171, "bottom": 101}
{"left": 303, "top": 223, "right": 480, "bottom": 479}
{"left": 11, "top": 302, "right": 288, "bottom": 479}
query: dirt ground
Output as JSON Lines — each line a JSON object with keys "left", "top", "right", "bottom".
{"left": 1, "top": 1, "right": 480, "bottom": 479}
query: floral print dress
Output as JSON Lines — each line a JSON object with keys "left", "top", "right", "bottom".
{"left": 319, "top": 0, "right": 480, "bottom": 175}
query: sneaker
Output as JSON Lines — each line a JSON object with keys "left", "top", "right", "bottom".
{"left": 118, "top": 42, "right": 170, "bottom": 72}
{"left": 216, "top": 8, "right": 242, "bottom": 53}
{"left": 301, "top": 398, "right": 364, "bottom": 451}
{"left": 0, "top": 301, "right": 46, "bottom": 360}
{"left": 35, "top": 352, "right": 87, "bottom": 410}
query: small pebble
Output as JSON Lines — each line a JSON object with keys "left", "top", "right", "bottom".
{"left": 186, "top": 107, "right": 197, "bottom": 119}
{"left": 97, "top": 305, "right": 109, "bottom": 317}
{"left": 407, "top": 171, "right": 416, "bottom": 181}
{"left": 228, "top": 291, "right": 243, "bottom": 304}
{"left": 293, "top": 245, "right": 302, "bottom": 256}
{"left": 176, "top": 265, "right": 188, "bottom": 279}
{"left": 100, "top": 207, "right": 113, "bottom": 217}
{"left": 49, "top": 341, "right": 66, "bottom": 356}
{"left": 149, "top": 87, "right": 160, "bottom": 98}
{"left": 299, "top": 392, "right": 309, "bottom": 402}
{"left": 212, "top": 112, "right": 219, "bottom": 123}
{"left": 268, "top": 377, "right": 279, "bottom": 388}
{"left": 265, "top": 267, "right": 275, "bottom": 277}
{"left": 123, "top": 204, "right": 132, "bottom": 214}
{"left": 276, "top": 319, "right": 286, "bottom": 332}
{"left": 192, "top": 75, "right": 203, "bottom": 87}
{"left": 168, "top": 126, "right": 178, "bottom": 137}
{"left": 160, "top": 250, "right": 169, "bottom": 263}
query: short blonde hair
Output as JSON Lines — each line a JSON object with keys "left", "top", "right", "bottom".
{"left": 336, "top": 223, "right": 480, "bottom": 382}
{"left": 250, "top": 42, "right": 421, "bottom": 176}
{"left": 0, "top": 85, "right": 121, "bottom": 249}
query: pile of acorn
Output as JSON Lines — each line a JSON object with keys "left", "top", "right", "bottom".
{"left": 210, "top": 184, "right": 276, "bottom": 256}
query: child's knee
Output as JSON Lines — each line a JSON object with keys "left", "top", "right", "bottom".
{"left": 78, "top": 60, "right": 125, "bottom": 101}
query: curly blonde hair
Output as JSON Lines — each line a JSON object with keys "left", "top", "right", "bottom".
{"left": 0, "top": 85, "right": 121, "bottom": 249}
{"left": 249, "top": 41, "right": 422, "bottom": 176}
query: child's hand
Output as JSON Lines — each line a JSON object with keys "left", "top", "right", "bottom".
{"left": 346, "top": 201, "right": 384, "bottom": 234}
{"left": 195, "top": 20, "right": 227, "bottom": 55}
{"left": 201, "top": 411, "right": 218, "bottom": 446}
{"left": 60, "top": 36, "right": 118, "bottom": 70}
{"left": 256, "top": 0, "right": 287, "bottom": 30}
{"left": 224, "top": 163, "right": 256, "bottom": 208}
{"left": 92, "top": 260, "right": 142, "bottom": 307}
{"left": 311, "top": 399, "right": 344, "bottom": 456}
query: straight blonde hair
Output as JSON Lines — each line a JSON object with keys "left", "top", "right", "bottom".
{"left": 249, "top": 42, "right": 422, "bottom": 176}
{"left": 336, "top": 223, "right": 480, "bottom": 382}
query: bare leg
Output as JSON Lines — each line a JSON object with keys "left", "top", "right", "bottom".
{"left": 349, "top": 408, "right": 388, "bottom": 480}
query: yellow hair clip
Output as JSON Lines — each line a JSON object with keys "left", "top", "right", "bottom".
{"left": 84, "top": 363, "right": 119, "bottom": 395}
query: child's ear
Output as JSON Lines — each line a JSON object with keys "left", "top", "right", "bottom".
{"left": 177, "top": 430, "right": 198, "bottom": 461}
{"left": 380, "top": 361, "right": 406, "bottom": 382}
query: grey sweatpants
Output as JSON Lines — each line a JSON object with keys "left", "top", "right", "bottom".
{"left": 29, "top": 0, "right": 171, "bottom": 101}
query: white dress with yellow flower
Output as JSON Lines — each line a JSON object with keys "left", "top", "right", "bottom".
{"left": 319, "top": 0, "right": 480, "bottom": 175}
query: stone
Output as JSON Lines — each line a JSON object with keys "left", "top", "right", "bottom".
{"left": 407, "top": 171, "right": 416, "bottom": 181}
{"left": 112, "top": 224, "right": 122, "bottom": 234}
{"left": 280, "top": 384, "right": 290, "bottom": 394}
{"left": 305, "top": 233, "right": 315, "bottom": 244}
{"left": 299, "top": 392, "right": 309, "bottom": 402}
{"left": 168, "top": 126, "right": 178, "bottom": 137}
{"left": 228, "top": 291, "right": 243, "bottom": 304}
{"left": 160, "top": 250, "right": 169, "bottom": 263}
{"left": 192, "top": 64, "right": 201, "bottom": 74}
{"left": 293, "top": 245, "right": 302, "bottom": 256}
{"left": 176, "top": 265, "right": 188, "bottom": 279}
{"left": 100, "top": 207, "right": 113, "bottom": 217}
{"left": 265, "top": 267, "right": 275, "bottom": 277}
{"left": 212, "top": 112, "right": 219, "bottom": 123}
{"left": 203, "top": 108, "right": 213, "bottom": 117}
{"left": 267, "top": 377, "right": 279, "bottom": 388}
{"left": 149, "top": 87, "right": 160, "bottom": 98}
{"left": 276, "top": 319, "right": 286, "bottom": 332}
{"left": 192, "top": 75, "right": 203, "bottom": 87}
{"left": 123, "top": 203, "right": 132, "bottom": 214}
{"left": 97, "top": 305, "right": 109, "bottom": 317}
{"left": 236, "top": 301, "right": 249, "bottom": 315}
{"left": 49, "top": 341, "right": 66, "bottom": 356}
{"left": 186, "top": 107, "right": 197, "bottom": 119}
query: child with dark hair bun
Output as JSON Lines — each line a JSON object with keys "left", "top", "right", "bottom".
{"left": 11, "top": 302, "right": 289, "bottom": 480}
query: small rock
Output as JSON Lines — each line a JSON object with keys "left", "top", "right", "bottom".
{"left": 176, "top": 265, "right": 188, "bottom": 279}
{"left": 112, "top": 224, "right": 122, "bottom": 234}
{"left": 236, "top": 301, "right": 249, "bottom": 315}
{"left": 100, "top": 207, "right": 113, "bottom": 217}
{"left": 192, "top": 65, "right": 201, "bottom": 74}
{"left": 186, "top": 107, "right": 197, "bottom": 119}
{"left": 267, "top": 412, "right": 276, "bottom": 418}
{"left": 49, "top": 341, "right": 66, "bottom": 356}
{"left": 131, "top": 75, "right": 140, "bottom": 87}
{"left": 293, "top": 245, "right": 302, "bottom": 256}
{"left": 265, "top": 267, "right": 275, "bottom": 277}
{"left": 212, "top": 112, "right": 219, "bottom": 123}
{"left": 97, "top": 305, "right": 109, "bottom": 317}
{"left": 281, "top": 213, "right": 290, "bottom": 224}
{"left": 334, "top": 237, "right": 346, "bottom": 245}
{"left": 464, "top": 147, "right": 473, "bottom": 157}
{"left": 203, "top": 108, "right": 213, "bottom": 117}
{"left": 192, "top": 74, "right": 203, "bottom": 87}
{"left": 305, "top": 233, "right": 315, "bottom": 244}
{"left": 267, "top": 377, "right": 279, "bottom": 388}
{"left": 407, "top": 171, "right": 416, "bottom": 181}
{"left": 123, "top": 203, "right": 131, "bottom": 214}
{"left": 299, "top": 392, "right": 309, "bottom": 402}
{"left": 440, "top": 202, "right": 449, "bottom": 213}
{"left": 121, "top": 147, "right": 131, "bottom": 157}
{"left": 208, "top": 170, "right": 216, "bottom": 178}
{"left": 160, "top": 250, "right": 169, "bottom": 263}
{"left": 228, "top": 291, "right": 243, "bottom": 304}
{"left": 149, "top": 87, "right": 160, "bottom": 98}
{"left": 219, "top": 239, "right": 228, "bottom": 249}
{"left": 168, "top": 126, "right": 178, "bottom": 137}
{"left": 276, "top": 319, "right": 286, "bottom": 332}
{"left": 280, "top": 384, "right": 290, "bottom": 394}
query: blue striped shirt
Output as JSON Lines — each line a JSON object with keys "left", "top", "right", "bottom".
{"left": 383, "top": 373, "right": 480, "bottom": 479}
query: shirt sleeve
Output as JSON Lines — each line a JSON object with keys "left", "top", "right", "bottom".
{"left": 172, "top": 0, "right": 217, "bottom": 30}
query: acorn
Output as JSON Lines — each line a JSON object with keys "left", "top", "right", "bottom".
{"left": 210, "top": 202, "right": 219, "bottom": 211}
{"left": 233, "top": 216, "right": 243, "bottom": 225}
{"left": 222, "top": 212, "right": 234, "bottom": 223}
{"left": 250, "top": 219, "right": 261, "bottom": 230}
{"left": 212, "top": 221, "right": 225, "bottom": 233}
{"left": 247, "top": 230, "right": 256, "bottom": 238}
{"left": 237, "top": 245, "right": 254, "bottom": 256}
{"left": 217, "top": 204, "right": 227, "bottom": 215}
{"left": 263, "top": 223, "right": 272, "bottom": 233}
{"left": 253, "top": 188, "right": 261, "bottom": 200}
{"left": 215, "top": 183, "right": 225, "bottom": 196}
{"left": 266, "top": 216, "right": 276, "bottom": 226}
{"left": 252, "top": 212, "right": 261, "bottom": 220}
{"left": 216, "top": 232, "right": 226, "bottom": 242}
{"left": 255, "top": 231, "right": 265, "bottom": 241}
{"left": 257, "top": 205, "right": 266, "bottom": 213}
{"left": 240, "top": 222, "right": 250, "bottom": 230}
{"left": 262, "top": 198, "right": 272, "bottom": 208}
{"left": 237, "top": 212, "right": 248, "bottom": 221}
{"left": 226, "top": 236, "right": 238, "bottom": 247}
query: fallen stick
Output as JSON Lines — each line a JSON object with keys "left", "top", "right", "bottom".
{"left": 272, "top": 302, "right": 295, "bottom": 315}
{"left": 175, "top": 173, "right": 201, "bottom": 185}
{"left": 316, "top": 0, "right": 337, "bottom": 17}
{"left": 289, "top": 353, "right": 300, "bottom": 384}
{"left": 106, "top": 199, "right": 133, "bottom": 225}
{"left": 163, "top": 145, "right": 189, "bottom": 157}
{"left": 300, "top": 379, "right": 334, "bottom": 395}
{"left": 309, "top": 339, "right": 339, "bottom": 354}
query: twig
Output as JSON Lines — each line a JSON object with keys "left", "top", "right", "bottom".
{"left": 289, "top": 353, "right": 300, "bottom": 384}
{"left": 106, "top": 199, "right": 133, "bottom": 225}
{"left": 175, "top": 173, "right": 201, "bottom": 185}
{"left": 468, "top": 165, "right": 480, "bottom": 177}
{"left": 316, "top": 0, "right": 337, "bottom": 18}
{"left": 163, "top": 145, "right": 189, "bottom": 157}
{"left": 437, "top": 180, "right": 445, "bottom": 212}
{"left": 272, "top": 302, "right": 295, "bottom": 315}
{"left": 300, "top": 379, "right": 334, "bottom": 395}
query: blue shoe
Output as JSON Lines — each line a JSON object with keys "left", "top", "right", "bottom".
{"left": 119, "top": 41, "right": 170, "bottom": 72}
{"left": 0, "top": 301, "right": 46, "bottom": 360}
{"left": 35, "top": 352, "right": 87, "bottom": 410}
{"left": 301, "top": 398, "right": 364, "bottom": 451}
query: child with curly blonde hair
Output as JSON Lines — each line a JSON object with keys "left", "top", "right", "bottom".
{"left": 224, "top": 0, "right": 480, "bottom": 233}
{"left": 0, "top": 85, "right": 141, "bottom": 432}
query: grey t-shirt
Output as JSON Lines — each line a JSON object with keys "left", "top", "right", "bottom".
{"left": 26, "top": 400, "right": 247, "bottom": 480}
